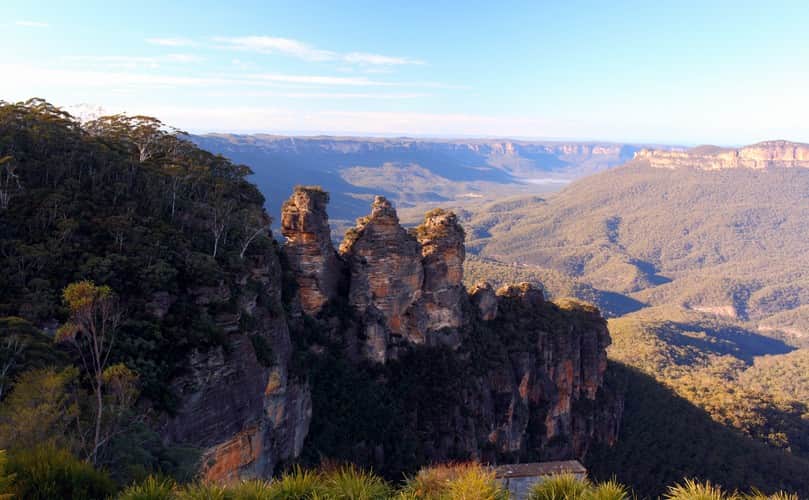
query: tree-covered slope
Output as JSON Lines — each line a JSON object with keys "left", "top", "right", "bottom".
{"left": 0, "top": 98, "right": 274, "bottom": 409}
{"left": 464, "top": 161, "right": 809, "bottom": 337}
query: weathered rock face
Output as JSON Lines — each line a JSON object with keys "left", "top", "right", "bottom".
{"left": 162, "top": 189, "right": 621, "bottom": 481}
{"left": 415, "top": 209, "right": 467, "bottom": 334}
{"left": 336, "top": 198, "right": 471, "bottom": 361}
{"left": 470, "top": 281, "right": 498, "bottom": 320}
{"left": 339, "top": 196, "right": 425, "bottom": 361}
{"left": 281, "top": 187, "right": 342, "bottom": 315}
{"left": 637, "top": 140, "right": 809, "bottom": 170}
{"left": 160, "top": 249, "right": 311, "bottom": 482}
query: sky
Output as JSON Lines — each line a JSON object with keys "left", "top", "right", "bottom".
{"left": 2, "top": 0, "right": 809, "bottom": 144}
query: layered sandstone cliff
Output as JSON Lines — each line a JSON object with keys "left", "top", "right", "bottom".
{"left": 280, "top": 187, "right": 342, "bottom": 315}
{"left": 160, "top": 248, "right": 311, "bottom": 482}
{"left": 164, "top": 187, "right": 621, "bottom": 481}
{"left": 280, "top": 189, "right": 621, "bottom": 469}
{"left": 637, "top": 140, "right": 809, "bottom": 170}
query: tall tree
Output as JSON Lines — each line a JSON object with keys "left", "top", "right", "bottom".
{"left": 56, "top": 281, "right": 122, "bottom": 465}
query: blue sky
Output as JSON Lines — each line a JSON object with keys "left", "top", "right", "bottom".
{"left": 2, "top": 0, "right": 809, "bottom": 144}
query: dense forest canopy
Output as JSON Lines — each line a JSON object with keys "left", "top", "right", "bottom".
{"left": 0, "top": 98, "right": 277, "bottom": 481}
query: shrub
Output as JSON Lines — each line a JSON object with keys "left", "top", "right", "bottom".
{"left": 528, "top": 474, "right": 591, "bottom": 500}
{"left": 589, "top": 478, "right": 631, "bottom": 500}
{"left": 229, "top": 479, "right": 273, "bottom": 500}
{"left": 664, "top": 479, "right": 733, "bottom": 500}
{"left": 399, "top": 462, "right": 508, "bottom": 500}
{"left": 119, "top": 475, "right": 177, "bottom": 500}
{"left": 0, "top": 450, "right": 13, "bottom": 500}
{"left": 6, "top": 445, "right": 115, "bottom": 500}
{"left": 321, "top": 463, "right": 391, "bottom": 500}
{"left": 267, "top": 466, "right": 324, "bottom": 499}
{"left": 740, "top": 490, "right": 799, "bottom": 500}
{"left": 176, "top": 482, "right": 230, "bottom": 500}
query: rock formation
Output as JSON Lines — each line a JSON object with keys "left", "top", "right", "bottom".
{"left": 339, "top": 196, "right": 425, "bottom": 361}
{"left": 281, "top": 186, "right": 342, "bottom": 315}
{"left": 637, "top": 140, "right": 809, "bottom": 170}
{"left": 167, "top": 188, "right": 621, "bottom": 480}
{"left": 160, "top": 249, "right": 311, "bottom": 482}
{"left": 414, "top": 208, "right": 467, "bottom": 334}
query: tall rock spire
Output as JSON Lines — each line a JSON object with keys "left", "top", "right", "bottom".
{"left": 280, "top": 186, "right": 342, "bottom": 315}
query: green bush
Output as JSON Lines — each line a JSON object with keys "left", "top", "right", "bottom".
{"left": 321, "top": 464, "right": 391, "bottom": 500}
{"left": 229, "top": 479, "right": 273, "bottom": 500}
{"left": 267, "top": 466, "right": 324, "bottom": 499}
{"left": 6, "top": 445, "right": 115, "bottom": 500}
{"left": 176, "top": 482, "right": 230, "bottom": 500}
{"left": 528, "top": 474, "right": 592, "bottom": 500}
{"left": 664, "top": 479, "right": 732, "bottom": 500}
{"left": 400, "top": 462, "right": 508, "bottom": 500}
{"left": 118, "top": 475, "right": 177, "bottom": 500}
{"left": 589, "top": 479, "right": 631, "bottom": 500}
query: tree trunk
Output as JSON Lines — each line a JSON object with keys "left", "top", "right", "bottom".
{"left": 92, "top": 380, "right": 103, "bottom": 465}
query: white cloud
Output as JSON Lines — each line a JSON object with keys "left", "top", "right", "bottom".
{"left": 0, "top": 63, "right": 437, "bottom": 92}
{"left": 214, "top": 36, "right": 335, "bottom": 61}
{"left": 64, "top": 54, "right": 203, "bottom": 70}
{"left": 249, "top": 73, "right": 395, "bottom": 87}
{"left": 146, "top": 37, "right": 196, "bottom": 47}
{"left": 15, "top": 20, "right": 49, "bottom": 28}
{"left": 214, "top": 35, "right": 423, "bottom": 66}
{"left": 202, "top": 90, "right": 429, "bottom": 100}
{"left": 344, "top": 52, "right": 423, "bottom": 66}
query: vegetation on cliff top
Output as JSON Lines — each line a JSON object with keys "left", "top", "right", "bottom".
{"left": 0, "top": 99, "right": 275, "bottom": 483}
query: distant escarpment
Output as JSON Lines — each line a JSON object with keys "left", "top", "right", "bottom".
{"left": 637, "top": 140, "right": 809, "bottom": 170}
{"left": 280, "top": 186, "right": 621, "bottom": 477}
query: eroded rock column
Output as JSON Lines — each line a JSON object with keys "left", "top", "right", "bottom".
{"left": 281, "top": 186, "right": 342, "bottom": 315}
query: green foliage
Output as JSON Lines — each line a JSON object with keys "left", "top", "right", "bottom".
{"left": 321, "top": 464, "right": 391, "bottom": 500}
{"left": 0, "top": 450, "right": 13, "bottom": 500}
{"left": 606, "top": 309, "right": 809, "bottom": 460}
{"left": 528, "top": 474, "right": 591, "bottom": 500}
{"left": 118, "top": 476, "right": 176, "bottom": 500}
{"left": 664, "top": 479, "right": 731, "bottom": 500}
{"left": 176, "top": 482, "right": 230, "bottom": 500}
{"left": 0, "top": 316, "right": 65, "bottom": 398}
{"left": 228, "top": 479, "right": 274, "bottom": 500}
{"left": 266, "top": 466, "right": 324, "bottom": 499}
{"left": 6, "top": 445, "right": 116, "bottom": 500}
{"left": 399, "top": 462, "right": 508, "bottom": 500}
{"left": 589, "top": 479, "right": 631, "bottom": 500}
{"left": 586, "top": 363, "right": 809, "bottom": 498}
{"left": 0, "top": 99, "right": 271, "bottom": 409}
{"left": 0, "top": 366, "right": 80, "bottom": 452}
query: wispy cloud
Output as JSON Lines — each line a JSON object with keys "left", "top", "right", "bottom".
{"left": 15, "top": 20, "right": 49, "bottom": 28}
{"left": 64, "top": 54, "right": 203, "bottom": 70}
{"left": 249, "top": 73, "right": 396, "bottom": 87}
{"left": 343, "top": 52, "right": 422, "bottom": 66}
{"left": 146, "top": 37, "right": 197, "bottom": 47}
{"left": 213, "top": 35, "right": 424, "bottom": 66}
{"left": 1, "top": 63, "right": 440, "bottom": 91}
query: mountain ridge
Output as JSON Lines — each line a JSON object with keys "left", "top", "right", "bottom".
{"left": 637, "top": 139, "right": 809, "bottom": 170}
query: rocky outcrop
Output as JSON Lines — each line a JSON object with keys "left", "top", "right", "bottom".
{"left": 163, "top": 189, "right": 621, "bottom": 481}
{"left": 339, "top": 196, "right": 425, "bottom": 361}
{"left": 414, "top": 209, "right": 467, "bottom": 333}
{"left": 281, "top": 186, "right": 342, "bottom": 315}
{"left": 470, "top": 282, "right": 498, "bottom": 320}
{"left": 637, "top": 140, "right": 809, "bottom": 170}
{"left": 160, "top": 249, "right": 311, "bottom": 482}
{"left": 337, "top": 198, "right": 471, "bottom": 361}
